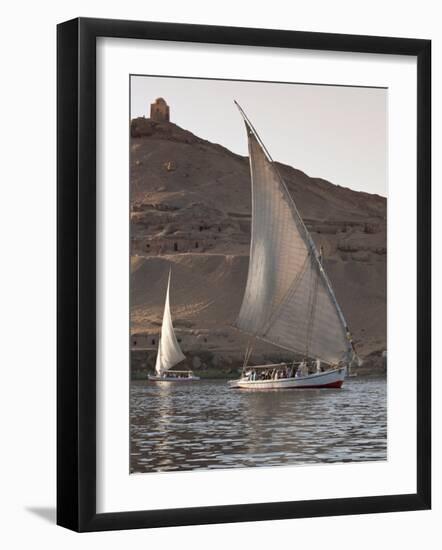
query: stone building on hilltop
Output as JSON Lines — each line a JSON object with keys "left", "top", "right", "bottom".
{"left": 150, "top": 97, "right": 170, "bottom": 122}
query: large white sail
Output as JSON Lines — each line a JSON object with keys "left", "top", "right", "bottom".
{"left": 234, "top": 104, "right": 352, "bottom": 365}
{"left": 155, "top": 270, "right": 186, "bottom": 375}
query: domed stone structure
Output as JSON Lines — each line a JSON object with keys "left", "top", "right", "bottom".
{"left": 150, "top": 97, "right": 170, "bottom": 122}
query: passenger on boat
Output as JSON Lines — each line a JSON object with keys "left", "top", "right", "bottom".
{"left": 296, "top": 362, "right": 309, "bottom": 377}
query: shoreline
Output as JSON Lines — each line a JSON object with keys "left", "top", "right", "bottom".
{"left": 130, "top": 348, "right": 386, "bottom": 381}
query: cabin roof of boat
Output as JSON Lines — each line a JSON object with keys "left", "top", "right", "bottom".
{"left": 246, "top": 363, "right": 290, "bottom": 369}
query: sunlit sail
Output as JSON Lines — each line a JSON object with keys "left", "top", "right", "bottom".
{"left": 230, "top": 102, "right": 358, "bottom": 390}
{"left": 148, "top": 269, "right": 199, "bottom": 382}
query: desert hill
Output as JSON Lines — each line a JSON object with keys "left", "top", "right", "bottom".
{"left": 130, "top": 117, "right": 386, "bottom": 375}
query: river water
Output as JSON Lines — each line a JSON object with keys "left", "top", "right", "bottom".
{"left": 130, "top": 377, "right": 387, "bottom": 473}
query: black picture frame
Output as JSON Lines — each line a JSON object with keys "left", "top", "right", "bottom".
{"left": 57, "top": 17, "right": 431, "bottom": 532}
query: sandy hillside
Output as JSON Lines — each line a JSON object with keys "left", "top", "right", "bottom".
{"left": 130, "top": 117, "right": 387, "bottom": 372}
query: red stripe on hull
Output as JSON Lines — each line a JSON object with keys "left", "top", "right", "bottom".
{"left": 294, "top": 380, "right": 343, "bottom": 389}
{"left": 235, "top": 379, "right": 344, "bottom": 390}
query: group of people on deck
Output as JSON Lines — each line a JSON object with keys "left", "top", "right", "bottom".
{"left": 246, "top": 359, "right": 325, "bottom": 381}
{"left": 164, "top": 371, "right": 193, "bottom": 379}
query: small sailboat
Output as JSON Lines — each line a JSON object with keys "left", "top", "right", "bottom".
{"left": 229, "top": 102, "right": 358, "bottom": 390}
{"left": 148, "top": 269, "right": 200, "bottom": 382}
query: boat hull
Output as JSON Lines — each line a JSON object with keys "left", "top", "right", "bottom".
{"left": 148, "top": 374, "right": 200, "bottom": 382}
{"left": 229, "top": 366, "right": 346, "bottom": 390}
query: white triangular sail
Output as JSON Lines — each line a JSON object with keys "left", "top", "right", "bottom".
{"left": 155, "top": 337, "right": 162, "bottom": 374}
{"left": 155, "top": 270, "right": 186, "bottom": 375}
{"left": 234, "top": 103, "right": 353, "bottom": 365}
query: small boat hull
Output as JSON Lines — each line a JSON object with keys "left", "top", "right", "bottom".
{"left": 148, "top": 374, "right": 200, "bottom": 382}
{"left": 229, "top": 366, "right": 346, "bottom": 390}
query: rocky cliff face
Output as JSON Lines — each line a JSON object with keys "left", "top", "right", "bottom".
{"left": 130, "top": 117, "right": 386, "bottom": 374}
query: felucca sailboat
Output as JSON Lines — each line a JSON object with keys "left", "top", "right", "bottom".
{"left": 229, "top": 102, "right": 359, "bottom": 390}
{"left": 148, "top": 269, "right": 200, "bottom": 382}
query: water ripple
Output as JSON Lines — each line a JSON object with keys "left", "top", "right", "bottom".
{"left": 130, "top": 378, "right": 387, "bottom": 473}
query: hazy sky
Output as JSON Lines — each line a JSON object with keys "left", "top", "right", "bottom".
{"left": 131, "top": 75, "right": 387, "bottom": 197}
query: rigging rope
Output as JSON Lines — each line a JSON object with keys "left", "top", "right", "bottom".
{"left": 305, "top": 261, "right": 320, "bottom": 359}
{"left": 242, "top": 340, "right": 254, "bottom": 371}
